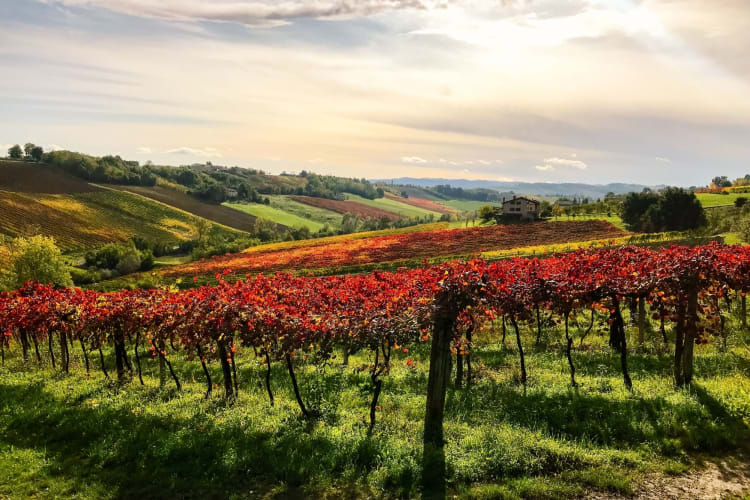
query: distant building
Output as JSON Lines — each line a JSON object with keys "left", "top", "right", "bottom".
{"left": 502, "top": 196, "right": 540, "bottom": 221}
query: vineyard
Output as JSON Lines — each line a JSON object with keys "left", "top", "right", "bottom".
{"left": 384, "top": 192, "right": 459, "bottom": 215}
{"left": 2, "top": 243, "right": 750, "bottom": 497}
{"left": 163, "top": 220, "right": 625, "bottom": 279}
{"left": 0, "top": 190, "right": 243, "bottom": 251}
{"left": 290, "top": 195, "right": 401, "bottom": 220}
{"left": 118, "top": 185, "right": 259, "bottom": 233}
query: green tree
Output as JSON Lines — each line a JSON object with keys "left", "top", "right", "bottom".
{"left": 478, "top": 204, "right": 498, "bottom": 223}
{"left": 23, "top": 143, "right": 35, "bottom": 157}
{"left": 621, "top": 191, "right": 659, "bottom": 230}
{"left": 712, "top": 176, "right": 732, "bottom": 188}
{"left": 735, "top": 197, "right": 747, "bottom": 208}
{"left": 7, "top": 144, "right": 22, "bottom": 159}
{"left": 30, "top": 145, "right": 44, "bottom": 161}
{"left": 0, "top": 235, "right": 72, "bottom": 290}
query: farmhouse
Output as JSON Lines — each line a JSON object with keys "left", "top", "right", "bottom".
{"left": 502, "top": 196, "right": 540, "bottom": 221}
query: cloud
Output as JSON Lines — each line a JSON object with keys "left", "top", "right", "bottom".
{"left": 654, "top": 156, "right": 671, "bottom": 163}
{"left": 41, "top": 0, "right": 455, "bottom": 27}
{"left": 535, "top": 164, "right": 554, "bottom": 172}
{"left": 308, "top": 158, "right": 325, "bottom": 164}
{"left": 136, "top": 146, "right": 152, "bottom": 153}
{"left": 401, "top": 156, "right": 428, "bottom": 164}
{"left": 543, "top": 157, "right": 587, "bottom": 169}
{"left": 46, "top": 144, "right": 64, "bottom": 151}
{"left": 165, "top": 147, "right": 222, "bottom": 157}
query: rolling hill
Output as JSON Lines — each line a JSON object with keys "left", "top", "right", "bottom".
{"left": 0, "top": 162, "right": 246, "bottom": 251}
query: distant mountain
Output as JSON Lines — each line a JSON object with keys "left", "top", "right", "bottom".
{"left": 374, "top": 178, "right": 659, "bottom": 199}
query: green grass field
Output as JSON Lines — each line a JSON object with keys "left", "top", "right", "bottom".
{"left": 437, "top": 200, "right": 491, "bottom": 212}
{"left": 224, "top": 202, "right": 326, "bottom": 232}
{"left": 697, "top": 192, "right": 749, "bottom": 208}
{"left": 550, "top": 214, "right": 626, "bottom": 230}
{"left": 344, "top": 193, "right": 442, "bottom": 219}
{"left": 265, "top": 195, "right": 342, "bottom": 228}
{"left": 1, "top": 310, "right": 748, "bottom": 499}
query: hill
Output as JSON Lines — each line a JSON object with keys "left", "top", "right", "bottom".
{"left": 0, "top": 160, "right": 101, "bottom": 194}
{"left": 0, "top": 162, "right": 246, "bottom": 251}
{"left": 117, "top": 185, "right": 258, "bottom": 233}
{"left": 378, "top": 177, "right": 655, "bottom": 199}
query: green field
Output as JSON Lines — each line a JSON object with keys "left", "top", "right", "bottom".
{"left": 224, "top": 202, "right": 326, "bottom": 232}
{"left": 551, "top": 214, "right": 626, "bottom": 230}
{"left": 697, "top": 192, "right": 749, "bottom": 208}
{"left": 344, "top": 193, "right": 442, "bottom": 219}
{"left": 265, "top": 195, "right": 343, "bottom": 228}
{"left": 1, "top": 313, "right": 749, "bottom": 499}
{"left": 437, "top": 200, "right": 491, "bottom": 212}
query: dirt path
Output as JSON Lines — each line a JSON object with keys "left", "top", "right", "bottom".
{"left": 587, "top": 455, "right": 750, "bottom": 499}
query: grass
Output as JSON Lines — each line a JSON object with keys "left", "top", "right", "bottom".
{"left": 1, "top": 311, "right": 748, "bottom": 499}
{"left": 437, "top": 200, "right": 490, "bottom": 212}
{"left": 265, "top": 195, "right": 342, "bottom": 228}
{"left": 344, "top": 193, "right": 442, "bottom": 219}
{"left": 224, "top": 202, "right": 326, "bottom": 232}
{"left": 550, "top": 214, "right": 626, "bottom": 230}
{"left": 697, "top": 192, "right": 748, "bottom": 208}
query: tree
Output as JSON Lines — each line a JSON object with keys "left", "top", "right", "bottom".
{"left": 7, "top": 144, "right": 22, "bottom": 159}
{"left": 621, "top": 191, "right": 659, "bottom": 230}
{"left": 712, "top": 176, "right": 732, "bottom": 188}
{"left": 478, "top": 205, "right": 498, "bottom": 223}
{"left": 24, "top": 143, "right": 35, "bottom": 158}
{"left": 0, "top": 235, "right": 72, "bottom": 290}
{"left": 30, "top": 146, "right": 44, "bottom": 161}
{"left": 622, "top": 188, "right": 705, "bottom": 232}
{"left": 735, "top": 197, "right": 747, "bottom": 209}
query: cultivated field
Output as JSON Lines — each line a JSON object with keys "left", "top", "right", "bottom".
{"left": 164, "top": 220, "right": 626, "bottom": 278}
{"left": 291, "top": 195, "right": 401, "bottom": 220}
{"left": 0, "top": 190, "right": 242, "bottom": 251}
{"left": 118, "top": 185, "right": 258, "bottom": 232}
{"left": 0, "top": 160, "right": 100, "bottom": 194}
{"left": 224, "top": 201, "right": 326, "bottom": 232}
{"left": 343, "top": 193, "right": 443, "bottom": 219}
{"left": 384, "top": 192, "right": 458, "bottom": 215}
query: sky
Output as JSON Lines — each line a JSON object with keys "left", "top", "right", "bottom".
{"left": 1, "top": 0, "right": 749, "bottom": 186}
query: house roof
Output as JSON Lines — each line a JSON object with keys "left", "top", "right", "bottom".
{"left": 502, "top": 196, "right": 540, "bottom": 206}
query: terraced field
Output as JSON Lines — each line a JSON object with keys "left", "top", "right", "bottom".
{"left": 0, "top": 190, "right": 243, "bottom": 251}
{"left": 343, "top": 193, "right": 442, "bottom": 219}
{"left": 118, "top": 185, "right": 258, "bottom": 232}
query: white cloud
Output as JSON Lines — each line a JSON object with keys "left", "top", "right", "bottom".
{"left": 401, "top": 156, "right": 428, "bottom": 164}
{"left": 462, "top": 168, "right": 471, "bottom": 174}
{"left": 165, "top": 147, "right": 222, "bottom": 157}
{"left": 136, "top": 146, "right": 152, "bottom": 154}
{"left": 654, "top": 156, "right": 671, "bottom": 163}
{"left": 495, "top": 159, "right": 504, "bottom": 164}
{"left": 46, "top": 144, "right": 64, "bottom": 151}
{"left": 42, "top": 0, "right": 453, "bottom": 27}
{"left": 543, "top": 157, "right": 587, "bottom": 169}
{"left": 478, "top": 160, "right": 491, "bottom": 165}
{"left": 535, "top": 165, "right": 554, "bottom": 171}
